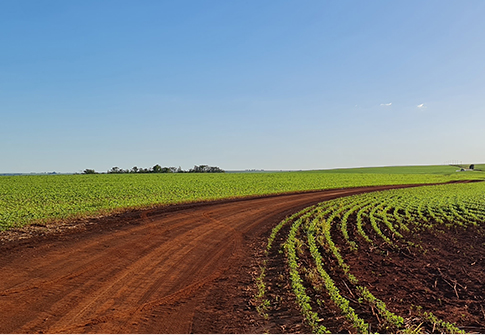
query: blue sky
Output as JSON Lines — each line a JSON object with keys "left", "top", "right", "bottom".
{"left": 1, "top": 1, "right": 484, "bottom": 173}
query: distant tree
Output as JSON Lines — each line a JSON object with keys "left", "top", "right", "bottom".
{"left": 83, "top": 169, "right": 97, "bottom": 174}
{"left": 189, "top": 165, "right": 224, "bottom": 173}
{"left": 469, "top": 164, "right": 475, "bottom": 170}
{"left": 189, "top": 165, "right": 206, "bottom": 173}
{"left": 151, "top": 164, "right": 163, "bottom": 173}
{"left": 95, "top": 164, "right": 222, "bottom": 174}
{"left": 208, "top": 166, "right": 224, "bottom": 173}
{"left": 108, "top": 166, "right": 123, "bottom": 174}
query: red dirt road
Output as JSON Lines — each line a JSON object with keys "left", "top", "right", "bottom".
{"left": 0, "top": 185, "right": 440, "bottom": 333}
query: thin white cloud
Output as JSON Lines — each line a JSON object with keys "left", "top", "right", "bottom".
{"left": 417, "top": 103, "right": 426, "bottom": 108}
{"left": 380, "top": 102, "right": 392, "bottom": 107}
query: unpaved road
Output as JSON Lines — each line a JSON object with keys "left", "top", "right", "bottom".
{"left": 0, "top": 185, "right": 438, "bottom": 333}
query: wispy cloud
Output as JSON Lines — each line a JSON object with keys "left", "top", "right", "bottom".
{"left": 380, "top": 102, "right": 392, "bottom": 107}
{"left": 417, "top": 103, "right": 426, "bottom": 108}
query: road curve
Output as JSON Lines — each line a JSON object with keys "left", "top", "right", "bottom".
{"left": 0, "top": 184, "right": 434, "bottom": 333}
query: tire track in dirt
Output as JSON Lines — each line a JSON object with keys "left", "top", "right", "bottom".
{"left": 0, "top": 184, "right": 451, "bottom": 333}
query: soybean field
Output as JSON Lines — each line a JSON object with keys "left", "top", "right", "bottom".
{"left": 255, "top": 181, "right": 485, "bottom": 333}
{"left": 1, "top": 169, "right": 483, "bottom": 230}
{"left": 1, "top": 168, "right": 484, "bottom": 333}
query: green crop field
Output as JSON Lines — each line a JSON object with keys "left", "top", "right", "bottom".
{"left": 1, "top": 167, "right": 484, "bottom": 230}
{"left": 305, "top": 164, "right": 483, "bottom": 174}
{"left": 255, "top": 180, "right": 485, "bottom": 333}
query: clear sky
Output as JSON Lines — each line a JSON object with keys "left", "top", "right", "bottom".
{"left": 1, "top": 1, "right": 484, "bottom": 173}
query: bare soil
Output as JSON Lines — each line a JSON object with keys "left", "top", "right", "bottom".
{"left": 341, "top": 221, "right": 485, "bottom": 333}
{"left": 0, "top": 184, "right": 482, "bottom": 333}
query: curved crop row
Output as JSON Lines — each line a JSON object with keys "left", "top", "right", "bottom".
{"left": 256, "top": 182, "right": 485, "bottom": 333}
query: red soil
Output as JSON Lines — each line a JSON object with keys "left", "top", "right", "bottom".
{"left": 341, "top": 221, "right": 485, "bottom": 333}
{"left": 0, "top": 184, "right": 482, "bottom": 333}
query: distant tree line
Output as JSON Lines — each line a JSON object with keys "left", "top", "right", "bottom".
{"left": 83, "top": 165, "right": 224, "bottom": 175}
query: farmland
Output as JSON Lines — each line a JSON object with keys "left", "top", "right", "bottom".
{"left": 256, "top": 181, "right": 485, "bottom": 333}
{"left": 0, "top": 186, "right": 411, "bottom": 333}
{"left": 1, "top": 168, "right": 483, "bottom": 230}
{"left": 1, "top": 167, "right": 484, "bottom": 333}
